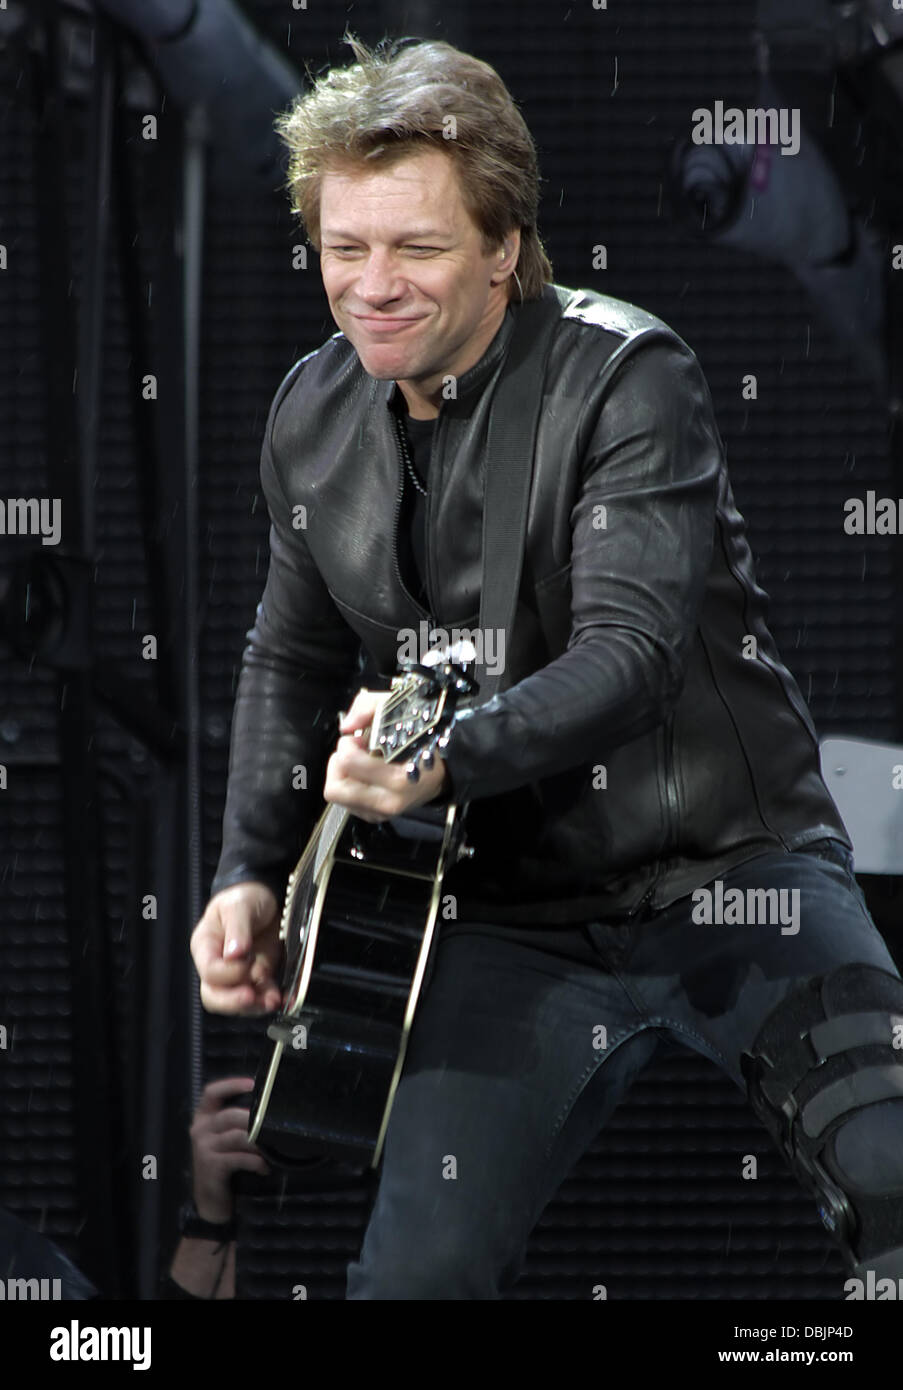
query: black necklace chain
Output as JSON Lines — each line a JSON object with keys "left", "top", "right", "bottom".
{"left": 397, "top": 415, "right": 428, "bottom": 496}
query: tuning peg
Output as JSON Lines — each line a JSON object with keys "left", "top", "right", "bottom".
{"left": 405, "top": 758, "right": 421, "bottom": 783}
{"left": 420, "top": 748, "right": 435, "bottom": 769}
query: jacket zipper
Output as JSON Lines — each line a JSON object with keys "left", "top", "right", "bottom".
{"left": 627, "top": 880, "right": 658, "bottom": 920}
{"left": 662, "top": 712, "right": 679, "bottom": 848}
{"left": 627, "top": 717, "right": 678, "bottom": 918}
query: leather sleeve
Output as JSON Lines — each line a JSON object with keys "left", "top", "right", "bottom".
{"left": 441, "top": 332, "right": 722, "bottom": 803}
{"left": 209, "top": 365, "right": 361, "bottom": 902}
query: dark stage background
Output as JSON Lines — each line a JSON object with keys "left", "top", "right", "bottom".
{"left": 1, "top": 0, "right": 902, "bottom": 1301}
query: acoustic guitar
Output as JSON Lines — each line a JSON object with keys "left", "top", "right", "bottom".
{"left": 247, "top": 642, "right": 477, "bottom": 1171}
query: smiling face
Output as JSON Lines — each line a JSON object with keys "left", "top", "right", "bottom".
{"left": 318, "top": 148, "right": 520, "bottom": 418}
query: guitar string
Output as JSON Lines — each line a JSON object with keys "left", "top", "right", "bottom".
{"left": 350, "top": 672, "right": 462, "bottom": 760}
{"left": 371, "top": 682, "right": 436, "bottom": 724}
{"left": 378, "top": 689, "right": 444, "bottom": 748}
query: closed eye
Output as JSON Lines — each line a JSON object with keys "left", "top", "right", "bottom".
{"left": 325, "top": 245, "right": 443, "bottom": 253}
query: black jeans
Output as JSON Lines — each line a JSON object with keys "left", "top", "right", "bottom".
{"left": 345, "top": 841, "right": 901, "bottom": 1299}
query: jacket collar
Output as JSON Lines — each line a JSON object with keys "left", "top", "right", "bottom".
{"left": 381, "top": 299, "right": 519, "bottom": 416}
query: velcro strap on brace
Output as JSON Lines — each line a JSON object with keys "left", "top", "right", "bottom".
{"left": 799, "top": 1065, "right": 903, "bottom": 1139}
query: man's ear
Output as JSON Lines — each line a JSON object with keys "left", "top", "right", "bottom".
{"left": 492, "top": 228, "right": 521, "bottom": 283}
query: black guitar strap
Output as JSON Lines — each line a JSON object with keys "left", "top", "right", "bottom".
{"left": 474, "top": 281, "right": 576, "bottom": 706}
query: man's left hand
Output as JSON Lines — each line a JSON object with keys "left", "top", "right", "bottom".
{"left": 324, "top": 688, "right": 449, "bottom": 823}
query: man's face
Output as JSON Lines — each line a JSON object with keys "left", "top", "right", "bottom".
{"left": 318, "top": 148, "right": 515, "bottom": 409}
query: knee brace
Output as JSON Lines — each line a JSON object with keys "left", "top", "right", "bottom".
{"left": 740, "top": 963, "right": 903, "bottom": 1281}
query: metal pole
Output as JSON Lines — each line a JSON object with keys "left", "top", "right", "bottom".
{"left": 182, "top": 102, "right": 208, "bottom": 1114}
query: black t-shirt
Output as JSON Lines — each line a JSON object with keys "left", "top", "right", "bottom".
{"left": 395, "top": 405, "right": 436, "bottom": 608}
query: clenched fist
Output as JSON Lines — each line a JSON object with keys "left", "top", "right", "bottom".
{"left": 190, "top": 881, "right": 283, "bottom": 1015}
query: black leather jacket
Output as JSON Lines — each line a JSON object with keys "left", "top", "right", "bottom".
{"left": 210, "top": 282, "right": 850, "bottom": 924}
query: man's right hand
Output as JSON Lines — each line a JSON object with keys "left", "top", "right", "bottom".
{"left": 190, "top": 882, "right": 283, "bottom": 1015}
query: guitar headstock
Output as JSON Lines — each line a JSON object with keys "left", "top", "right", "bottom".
{"left": 369, "top": 639, "right": 478, "bottom": 782}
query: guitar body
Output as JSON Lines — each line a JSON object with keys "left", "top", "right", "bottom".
{"left": 248, "top": 651, "right": 476, "bottom": 1171}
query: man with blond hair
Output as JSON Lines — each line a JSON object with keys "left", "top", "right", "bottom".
{"left": 191, "top": 35, "right": 903, "bottom": 1299}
